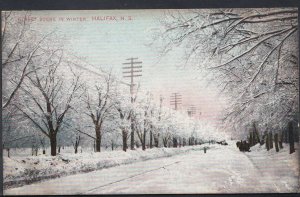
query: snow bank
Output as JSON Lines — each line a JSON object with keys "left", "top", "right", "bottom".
{"left": 4, "top": 145, "right": 211, "bottom": 189}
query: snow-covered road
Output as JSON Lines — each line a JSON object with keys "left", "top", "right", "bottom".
{"left": 4, "top": 143, "right": 299, "bottom": 195}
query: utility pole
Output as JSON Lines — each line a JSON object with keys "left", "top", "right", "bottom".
{"left": 198, "top": 112, "right": 202, "bottom": 120}
{"left": 159, "top": 95, "right": 164, "bottom": 121}
{"left": 123, "top": 57, "right": 142, "bottom": 150}
{"left": 187, "top": 105, "right": 197, "bottom": 118}
{"left": 170, "top": 93, "right": 181, "bottom": 148}
{"left": 170, "top": 93, "right": 182, "bottom": 111}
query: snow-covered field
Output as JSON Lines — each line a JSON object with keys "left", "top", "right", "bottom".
{"left": 4, "top": 141, "right": 300, "bottom": 194}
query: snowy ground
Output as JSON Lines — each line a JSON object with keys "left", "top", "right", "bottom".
{"left": 3, "top": 144, "right": 209, "bottom": 189}
{"left": 4, "top": 141, "right": 300, "bottom": 195}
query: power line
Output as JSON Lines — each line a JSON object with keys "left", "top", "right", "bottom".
{"left": 122, "top": 57, "right": 143, "bottom": 96}
{"left": 65, "top": 52, "right": 130, "bottom": 86}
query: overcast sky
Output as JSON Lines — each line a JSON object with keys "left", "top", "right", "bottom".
{"left": 28, "top": 10, "right": 227, "bottom": 126}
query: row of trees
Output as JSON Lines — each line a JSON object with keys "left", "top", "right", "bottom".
{"left": 2, "top": 11, "right": 224, "bottom": 156}
{"left": 3, "top": 68, "right": 222, "bottom": 156}
{"left": 246, "top": 121, "right": 298, "bottom": 154}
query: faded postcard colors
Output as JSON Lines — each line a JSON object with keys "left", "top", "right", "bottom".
{"left": 2, "top": 9, "right": 299, "bottom": 194}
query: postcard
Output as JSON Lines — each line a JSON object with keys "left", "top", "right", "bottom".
{"left": 2, "top": 8, "right": 299, "bottom": 194}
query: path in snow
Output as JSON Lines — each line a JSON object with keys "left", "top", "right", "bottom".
{"left": 4, "top": 143, "right": 299, "bottom": 195}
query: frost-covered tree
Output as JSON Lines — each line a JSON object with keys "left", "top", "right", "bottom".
{"left": 133, "top": 106, "right": 148, "bottom": 150}
{"left": 113, "top": 87, "right": 134, "bottom": 152}
{"left": 81, "top": 72, "right": 115, "bottom": 152}
{"left": 158, "top": 107, "right": 175, "bottom": 147}
{"left": 2, "top": 11, "right": 86, "bottom": 155}
{"left": 152, "top": 8, "right": 298, "bottom": 138}
{"left": 2, "top": 11, "right": 55, "bottom": 109}
{"left": 133, "top": 91, "right": 155, "bottom": 150}
{"left": 2, "top": 106, "right": 36, "bottom": 156}
{"left": 14, "top": 49, "right": 82, "bottom": 156}
{"left": 102, "top": 122, "right": 121, "bottom": 151}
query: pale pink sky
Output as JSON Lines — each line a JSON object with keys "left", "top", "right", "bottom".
{"left": 28, "top": 10, "right": 228, "bottom": 126}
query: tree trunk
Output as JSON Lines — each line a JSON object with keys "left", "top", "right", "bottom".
{"left": 7, "top": 148, "right": 10, "bottom": 158}
{"left": 279, "top": 132, "right": 283, "bottom": 149}
{"left": 58, "top": 146, "right": 61, "bottom": 153}
{"left": 142, "top": 136, "right": 146, "bottom": 151}
{"left": 130, "top": 118, "right": 135, "bottom": 150}
{"left": 269, "top": 132, "right": 273, "bottom": 149}
{"left": 284, "top": 128, "right": 288, "bottom": 143}
{"left": 249, "top": 132, "right": 253, "bottom": 146}
{"left": 135, "top": 141, "right": 140, "bottom": 148}
{"left": 43, "top": 149, "right": 46, "bottom": 154}
{"left": 173, "top": 137, "right": 178, "bottom": 148}
{"left": 50, "top": 132, "right": 57, "bottom": 156}
{"left": 142, "top": 142, "right": 146, "bottom": 150}
{"left": 274, "top": 133, "right": 279, "bottom": 152}
{"left": 183, "top": 138, "right": 186, "bottom": 147}
{"left": 150, "top": 130, "right": 153, "bottom": 148}
{"left": 253, "top": 123, "right": 261, "bottom": 144}
{"left": 261, "top": 132, "right": 266, "bottom": 146}
{"left": 253, "top": 131, "right": 256, "bottom": 145}
{"left": 75, "top": 147, "right": 78, "bottom": 154}
{"left": 142, "top": 123, "right": 146, "bottom": 151}
{"left": 266, "top": 133, "right": 270, "bottom": 151}
{"left": 163, "top": 138, "right": 167, "bottom": 148}
{"left": 95, "top": 125, "right": 101, "bottom": 152}
{"left": 111, "top": 142, "right": 114, "bottom": 151}
{"left": 122, "top": 130, "right": 127, "bottom": 152}
{"left": 279, "top": 140, "right": 283, "bottom": 149}
{"left": 289, "top": 121, "right": 295, "bottom": 154}
{"left": 154, "top": 134, "right": 159, "bottom": 148}
{"left": 96, "top": 135, "right": 101, "bottom": 152}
